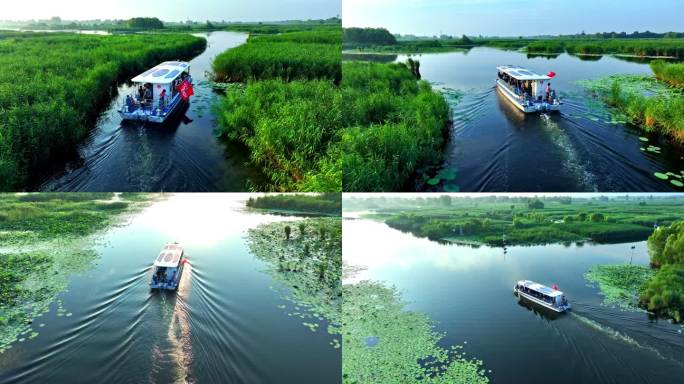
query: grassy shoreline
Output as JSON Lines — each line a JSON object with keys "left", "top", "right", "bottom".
{"left": 0, "top": 32, "right": 206, "bottom": 190}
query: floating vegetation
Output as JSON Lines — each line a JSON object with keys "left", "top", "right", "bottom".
{"left": 245, "top": 218, "right": 342, "bottom": 341}
{"left": 654, "top": 172, "right": 669, "bottom": 180}
{"left": 639, "top": 137, "right": 649, "bottom": 142}
{"left": 672, "top": 180, "right": 684, "bottom": 187}
{"left": 0, "top": 193, "right": 155, "bottom": 352}
{"left": 342, "top": 281, "right": 489, "bottom": 383}
{"left": 584, "top": 264, "right": 655, "bottom": 311}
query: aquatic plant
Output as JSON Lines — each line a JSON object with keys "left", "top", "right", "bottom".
{"left": 0, "top": 32, "right": 207, "bottom": 190}
{"left": 584, "top": 264, "right": 654, "bottom": 310}
{"left": 245, "top": 218, "right": 342, "bottom": 341}
{"left": 578, "top": 74, "right": 684, "bottom": 142}
{"left": 342, "top": 281, "right": 489, "bottom": 383}
{"left": 0, "top": 193, "right": 156, "bottom": 352}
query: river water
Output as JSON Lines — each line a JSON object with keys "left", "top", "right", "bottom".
{"left": 0, "top": 195, "right": 339, "bottom": 383}
{"left": 343, "top": 216, "right": 684, "bottom": 383}
{"left": 33, "top": 32, "right": 264, "bottom": 192}
{"left": 383, "top": 48, "right": 684, "bottom": 192}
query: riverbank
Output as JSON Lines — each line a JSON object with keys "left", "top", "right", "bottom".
{"left": 0, "top": 193, "right": 158, "bottom": 352}
{"left": 212, "top": 27, "right": 342, "bottom": 192}
{"left": 0, "top": 32, "right": 206, "bottom": 190}
{"left": 360, "top": 197, "right": 684, "bottom": 246}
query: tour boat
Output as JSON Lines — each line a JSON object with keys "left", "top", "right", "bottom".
{"left": 513, "top": 280, "right": 570, "bottom": 313}
{"left": 496, "top": 65, "right": 561, "bottom": 113}
{"left": 150, "top": 242, "right": 186, "bottom": 290}
{"left": 118, "top": 61, "right": 194, "bottom": 123}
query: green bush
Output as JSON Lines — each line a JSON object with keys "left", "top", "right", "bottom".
{"left": 640, "top": 264, "right": 684, "bottom": 322}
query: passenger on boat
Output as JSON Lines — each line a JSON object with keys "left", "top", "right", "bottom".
{"left": 545, "top": 83, "right": 552, "bottom": 101}
{"left": 125, "top": 95, "right": 135, "bottom": 109}
{"left": 144, "top": 86, "right": 152, "bottom": 105}
{"left": 159, "top": 89, "right": 167, "bottom": 108}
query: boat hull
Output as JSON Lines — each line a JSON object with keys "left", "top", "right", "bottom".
{"left": 514, "top": 287, "right": 569, "bottom": 313}
{"left": 119, "top": 93, "right": 187, "bottom": 124}
{"left": 150, "top": 263, "right": 184, "bottom": 291}
{"left": 496, "top": 80, "right": 560, "bottom": 114}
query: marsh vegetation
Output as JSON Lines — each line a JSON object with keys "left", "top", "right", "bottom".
{"left": 0, "top": 32, "right": 206, "bottom": 190}
{"left": 212, "top": 27, "right": 342, "bottom": 191}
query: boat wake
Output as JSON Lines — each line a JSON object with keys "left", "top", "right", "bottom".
{"left": 569, "top": 311, "right": 669, "bottom": 362}
{"left": 539, "top": 113, "right": 598, "bottom": 191}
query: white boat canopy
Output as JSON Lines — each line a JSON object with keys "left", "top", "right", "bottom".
{"left": 131, "top": 61, "right": 190, "bottom": 84}
{"left": 154, "top": 242, "right": 183, "bottom": 268}
{"left": 497, "top": 65, "right": 551, "bottom": 81}
{"left": 519, "top": 280, "right": 563, "bottom": 297}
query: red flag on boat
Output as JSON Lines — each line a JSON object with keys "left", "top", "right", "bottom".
{"left": 178, "top": 80, "right": 194, "bottom": 101}
{"left": 547, "top": 71, "right": 557, "bottom": 78}
{"left": 552, "top": 283, "right": 559, "bottom": 290}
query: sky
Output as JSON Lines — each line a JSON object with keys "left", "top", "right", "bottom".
{"left": 343, "top": 0, "right": 682, "bottom": 37}
{"left": 1, "top": 0, "right": 340, "bottom": 22}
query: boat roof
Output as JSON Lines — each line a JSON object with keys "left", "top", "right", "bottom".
{"left": 497, "top": 65, "right": 551, "bottom": 81}
{"left": 132, "top": 61, "right": 190, "bottom": 84}
{"left": 518, "top": 280, "right": 563, "bottom": 297}
{"left": 154, "top": 242, "right": 184, "bottom": 267}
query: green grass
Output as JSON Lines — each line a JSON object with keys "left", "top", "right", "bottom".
{"left": 651, "top": 60, "right": 684, "bottom": 88}
{"left": 246, "top": 193, "right": 341, "bottom": 215}
{"left": 0, "top": 32, "right": 206, "bottom": 190}
{"left": 580, "top": 73, "right": 684, "bottom": 141}
{"left": 212, "top": 29, "right": 341, "bottom": 83}
{"left": 341, "top": 61, "right": 451, "bottom": 191}
{"left": 353, "top": 196, "right": 684, "bottom": 246}
{"left": 214, "top": 79, "right": 341, "bottom": 191}
{"left": 212, "top": 27, "right": 342, "bottom": 191}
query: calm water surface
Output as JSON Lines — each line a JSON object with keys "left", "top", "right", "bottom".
{"left": 343, "top": 217, "right": 684, "bottom": 383}
{"left": 390, "top": 48, "right": 684, "bottom": 192}
{"left": 0, "top": 195, "right": 339, "bottom": 383}
{"left": 34, "top": 32, "right": 264, "bottom": 192}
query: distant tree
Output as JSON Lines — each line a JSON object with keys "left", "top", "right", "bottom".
{"left": 284, "top": 225, "right": 291, "bottom": 240}
{"left": 564, "top": 215, "right": 575, "bottom": 223}
{"left": 589, "top": 213, "right": 605, "bottom": 222}
{"left": 513, "top": 218, "right": 524, "bottom": 228}
{"left": 461, "top": 34, "right": 473, "bottom": 44}
{"left": 578, "top": 212, "right": 588, "bottom": 221}
{"left": 206, "top": 20, "right": 215, "bottom": 29}
{"left": 299, "top": 222, "right": 306, "bottom": 237}
{"left": 528, "top": 199, "right": 544, "bottom": 209}
{"left": 343, "top": 27, "right": 397, "bottom": 45}
{"left": 127, "top": 17, "right": 164, "bottom": 29}
{"left": 439, "top": 195, "right": 451, "bottom": 207}
{"left": 50, "top": 16, "right": 62, "bottom": 24}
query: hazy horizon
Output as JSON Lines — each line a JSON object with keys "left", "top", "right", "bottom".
{"left": 1, "top": 0, "right": 340, "bottom": 23}
{"left": 343, "top": 0, "right": 682, "bottom": 37}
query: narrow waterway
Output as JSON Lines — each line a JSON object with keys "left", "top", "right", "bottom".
{"left": 350, "top": 48, "right": 684, "bottom": 192}
{"left": 34, "top": 32, "right": 264, "bottom": 192}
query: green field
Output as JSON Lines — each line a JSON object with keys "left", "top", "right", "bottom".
{"left": 213, "top": 27, "right": 342, "bottom": 192}
{"left": 0, "top": 193, "right": 157, "bottom": 352}
{"left": 0, "top": 32, "right": 206, "bottom": 190}
{"left": 341, "top": 62, "right": 451, "bottom": 191}
{"left": 348, "top": 195, "right": 684, "bottom": 246}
